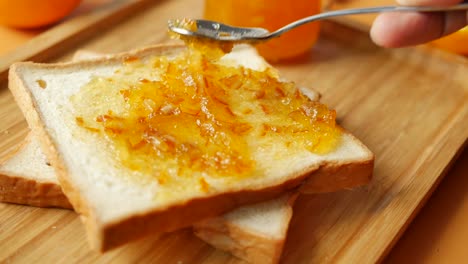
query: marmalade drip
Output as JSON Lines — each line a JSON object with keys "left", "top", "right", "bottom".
{"left": 71, "top": 44, "right": 341, "bottom": 196}
{"left": 169, "top": 18, "right": 234, "bottom": 60}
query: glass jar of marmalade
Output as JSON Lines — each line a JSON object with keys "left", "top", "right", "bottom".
{"left": 204, "top": 0, "right": 321, "bottom": 62}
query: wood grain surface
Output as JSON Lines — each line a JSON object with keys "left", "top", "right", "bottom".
{"left": 0, "top": 0, "right": 467, "bottom": 263}
{"left": 0, "top": 0, "right": 157, "bottom": 83}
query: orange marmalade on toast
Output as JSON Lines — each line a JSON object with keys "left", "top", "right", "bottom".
{"left": 71, "top": 41, "right": 341, "bottom": 196}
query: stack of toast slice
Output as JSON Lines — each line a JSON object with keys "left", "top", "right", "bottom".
{"left": 1, "top": 44, "right": 373, "bottom": 263}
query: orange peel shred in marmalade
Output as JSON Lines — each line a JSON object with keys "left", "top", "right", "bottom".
{"left": 71, "top": 43, "right": 341, "bottom": 190}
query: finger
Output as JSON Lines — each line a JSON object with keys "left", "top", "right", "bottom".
{"left": 397, "top": 0, "right": 463, "bottom": 6}
{"left": 370, "top": 11, "right": 467, "bottom": 47}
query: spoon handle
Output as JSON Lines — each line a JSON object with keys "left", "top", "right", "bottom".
{"left": 272, "top": 2, "right": 468, "bottom": 37}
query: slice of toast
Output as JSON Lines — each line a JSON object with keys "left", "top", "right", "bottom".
{"left": 0, "top": 133, "right": 72, "bottom": 208}
{"left": 8, "top": 44, "right": 373, "bottom": 252}
{"left": 1, "top": 49, "right": 371, "bottom": 263}
{"left": 194, "top": 193, "right": 298, "bottom": 264}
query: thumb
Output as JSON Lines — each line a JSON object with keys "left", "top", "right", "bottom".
{"left": 397, "top": 0, "right": 464, "bottom": 5}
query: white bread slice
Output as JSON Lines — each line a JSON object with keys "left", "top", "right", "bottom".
{"left": 8, "top": 44, "right": 374, "bottom": 252}
{"left": 0, "top": 49, "right": 370, "bottom": 263}
{"left": 194, "top": 193, "right": 298, "bottom": 264}
{"left": 0, "top": 133, "right": 72, "bottom": 208}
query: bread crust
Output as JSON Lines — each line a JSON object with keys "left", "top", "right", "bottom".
{"left": 97, "top": 173, "right": 309, "bottom": 251}
{"left": 0, "top": 133, "right": 72, "bottom": 209}
{"left": 8, "top": 44, "right": 374, "bottom": 252}
{"left": 0, "top": 173, "right": 72, "bottom": 208}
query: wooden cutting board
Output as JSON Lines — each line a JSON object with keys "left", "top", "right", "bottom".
{"left": 0, "top": 0, "right": 467, "bottom": 263}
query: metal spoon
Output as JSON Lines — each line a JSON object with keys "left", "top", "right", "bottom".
{"left": 168, "top": 3, "right": 468, "bottom": 43}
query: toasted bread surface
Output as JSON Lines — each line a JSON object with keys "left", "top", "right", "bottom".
{"left": 8, "top": 44, "right": 373, "bottom": 251}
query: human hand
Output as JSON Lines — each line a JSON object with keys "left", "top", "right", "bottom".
{"left": 370, "top": 0, "right": 468, "bottom": 47}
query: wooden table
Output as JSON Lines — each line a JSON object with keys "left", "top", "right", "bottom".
{"left": 327, "top": 0, "right": 468, "bottom": 262}
{"left": 0, "top": 0, "right": 466, "bottom": 263}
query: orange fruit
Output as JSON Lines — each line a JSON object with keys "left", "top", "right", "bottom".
{"left": 431, "top": 26, "right": 468, "bottom": 55}
{"left": 204, "top": 0, "right": 321, "bottom": 62}
{"left": 0, "top": 0, "right": 82, "bottom": 28}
